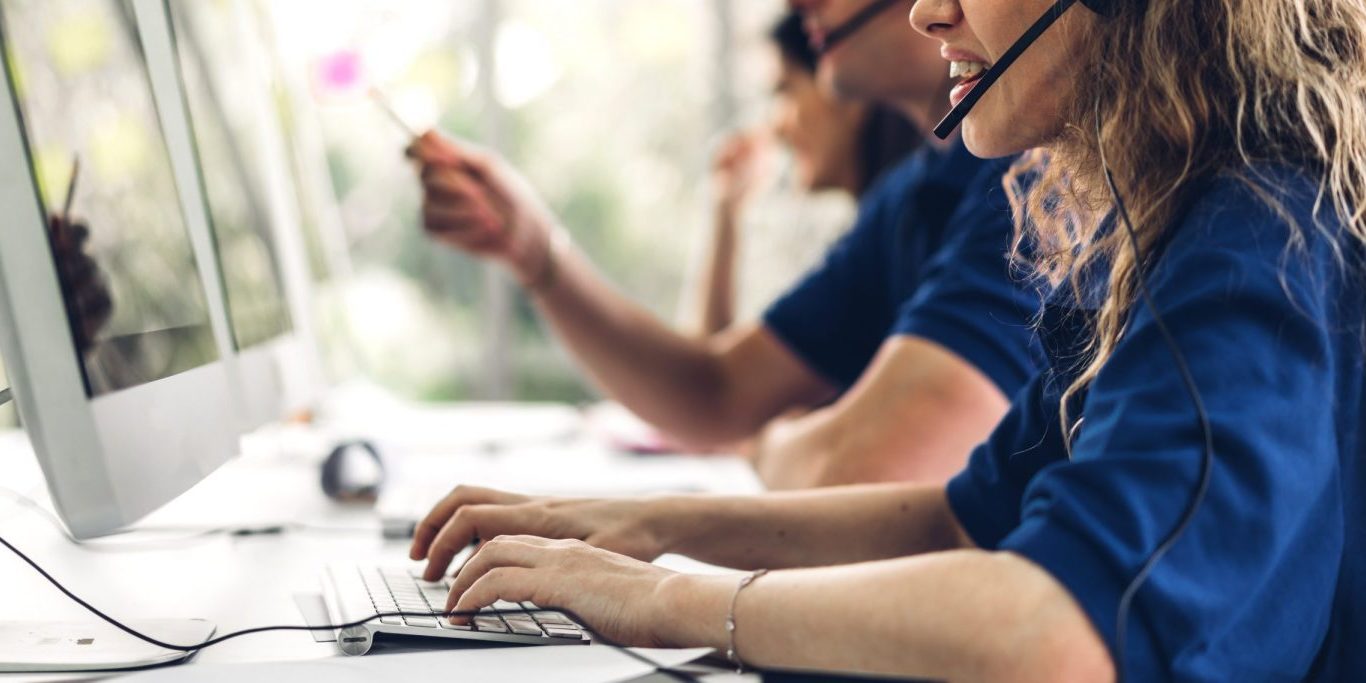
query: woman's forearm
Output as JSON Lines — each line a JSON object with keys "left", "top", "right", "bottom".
{"left": 657, "top": 550, "right": 1114, "bottom": 682}
{"left": 692, "top": 204, "right": 741, "bottom": 336}
{"left": 650, "top": 483, "right": 970, "bottom": 570}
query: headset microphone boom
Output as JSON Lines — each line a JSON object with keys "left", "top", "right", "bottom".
{"left": 932, "top": 0, "right": 1116, "bottom": 139}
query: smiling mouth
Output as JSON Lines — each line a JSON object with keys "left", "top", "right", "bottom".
{"left": 949, "top": 60, "right": 990, "bottom": 88}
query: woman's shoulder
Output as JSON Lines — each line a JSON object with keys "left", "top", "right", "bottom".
{"left": 1178, "top": 165, "right": 1332, "bottom": 237}
{"left": 1167, "top": 164, "right": 1348, "bottom": 266}
{"left": 1156, "top": 165, "right": 1359, "bottom": 322}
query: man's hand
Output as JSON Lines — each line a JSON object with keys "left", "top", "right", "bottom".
{"left": 407, "top": 132, "right": 560, "bottom": 288}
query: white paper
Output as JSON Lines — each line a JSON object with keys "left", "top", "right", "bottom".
{"left": 119, "top": 647, "right": 713, "bottom": 683}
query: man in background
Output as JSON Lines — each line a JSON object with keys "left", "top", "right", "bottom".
{"left": 406, "top": 0, "right": 1039, "bottom": 489}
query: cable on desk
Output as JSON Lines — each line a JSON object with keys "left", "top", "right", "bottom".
{"left": 0, "top": 531, "right": 696, "bottom": 681}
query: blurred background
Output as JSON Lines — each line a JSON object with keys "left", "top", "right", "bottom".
{"left": 0, "top": 0, "right": 864, "bottom": 424}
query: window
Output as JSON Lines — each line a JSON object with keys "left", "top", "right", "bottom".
{"left": 264, "top": 0, "right": 807, "bottom": 403}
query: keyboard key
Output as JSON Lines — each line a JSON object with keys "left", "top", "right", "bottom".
{"left": 532, "top": 611, "right": 574, "bottom": 626}
{"left": 421, "top": 588, "right": 449, "bottom": 606}
{"left": 544, "top": 626, "right": 583, "bottom": 639}
{"left": 503, "top": 617, "right": 544, "bottom": 636}
{"left": 473, "top": 616, "right": 509, "bottom": 633}
{"left": 404, "top": 616, "right": 440, "bottom": 628}
{"left": 439, "top": 617, "right": 473, "bottom": 630}
{"left": 380, "top": 616, "right": 404, "bottom": 626}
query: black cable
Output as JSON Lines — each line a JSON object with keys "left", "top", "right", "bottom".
{"left": 1095, "top": 104, "right": 1216, "bottom": 683}
{"left": 818, "top": 0, "right": 904, "bottom": 54}
{"left": 0, "top": 530, "right": 695, "bottom": 680}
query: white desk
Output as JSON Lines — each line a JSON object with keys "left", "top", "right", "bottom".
{"left": 0, "top": 402, "right": 763, "bottom": 682}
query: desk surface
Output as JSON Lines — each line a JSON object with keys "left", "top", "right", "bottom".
{"left": 0, "top": 400, "right": 762, "bottom": 682}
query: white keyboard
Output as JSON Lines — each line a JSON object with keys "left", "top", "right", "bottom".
{"left": 322, "top": 565, "right": 588, "bottom": 655}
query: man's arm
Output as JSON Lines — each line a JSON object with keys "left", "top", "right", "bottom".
{"left": 409, "top": 133, "right": 834, "bottom": 447}
{"left": 753, "top": 335, "right": 1011, "bottom": 489}
{"left": 531, "top": 246, "right": 834, "bottom": 447}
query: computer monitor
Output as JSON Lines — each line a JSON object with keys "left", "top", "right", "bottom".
{"left": 164, "top": 0, "right": 323, "bottom": 428}
{"left": 0, "top": 0, "right": 240, "bottom": 538}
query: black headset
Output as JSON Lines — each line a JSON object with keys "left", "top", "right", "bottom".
{"left": 817, "top": 0, "right": 905, "bottom": 52}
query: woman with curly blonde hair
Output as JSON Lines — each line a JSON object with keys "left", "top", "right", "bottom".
{"left": 402, "top": 0, "right": 1366, "bottom": 679}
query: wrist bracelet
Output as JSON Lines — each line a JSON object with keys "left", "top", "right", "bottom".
{"left": 725, "top": 568, "right": 768, "bottom": 673}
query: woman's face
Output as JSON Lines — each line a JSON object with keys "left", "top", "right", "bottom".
{"left": 771, "top": 56, "right": 865, "bottom": 193}
{"left": 910, "top": 0, "right": 1091, "bottom": 157}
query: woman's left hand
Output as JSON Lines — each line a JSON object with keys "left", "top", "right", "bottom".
{"left": 445, "top": 535, "right": 716, "bottom": 648}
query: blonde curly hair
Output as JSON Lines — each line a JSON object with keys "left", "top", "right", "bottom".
{"left": 1005, "top": 0, "right": 1366, "bottom": 439}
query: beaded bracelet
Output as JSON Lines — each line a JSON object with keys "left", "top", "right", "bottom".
{"left": 725, "top": 568, "right": 769, "bottom": 673}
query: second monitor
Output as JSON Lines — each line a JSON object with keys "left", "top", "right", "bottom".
{"left": 163, "top": 0, "right": 323, "bottom": 429}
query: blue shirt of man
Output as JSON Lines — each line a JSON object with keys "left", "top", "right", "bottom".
{"left": 763, "top": 139, "right": 1041, "bottom": 402}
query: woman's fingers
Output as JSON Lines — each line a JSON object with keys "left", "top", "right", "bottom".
{"left": 410, "top": 486, "right": 526, "bottom": 560}
{"left": 422, "top": 504, "right": 547, "bottom": 581}
{"left": 449, "top": 567, "right": 540, "bottom": 620}
{"left": 445, "top": 536, "right": 551, "bottom": 613}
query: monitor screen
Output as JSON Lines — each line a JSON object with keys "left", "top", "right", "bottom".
{"left": 0, "top": 0, "right": 219, "bottom": 397}
{"left": 168, "top": 0, "right": 292, "bottom": 351}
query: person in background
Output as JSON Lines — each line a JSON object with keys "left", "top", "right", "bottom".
{"left": 688, "top": 12, "right": 918, "bottom": 336}
{"left": 408, "top": 0, "right": 1366, "bottom": 679}
{"left": 407, "top": 0, "right": 1041, "bottom": 490}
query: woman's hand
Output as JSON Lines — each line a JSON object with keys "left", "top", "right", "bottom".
{"left": 712, "top": 130, "right": 769, "bottom": 213}
{"left": 444, "top": 536, "right": 730, "bottom": 649}
{"left": 407, "top": 132, "right": 560, "bottom": 287}
{"left": 408, "top": 485, "right": 677, "bottom": 581}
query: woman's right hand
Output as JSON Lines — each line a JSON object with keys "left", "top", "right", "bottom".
{"left": 408, "top": 485, "right": 676, "bottom": 581}
{"left": 712, "top": 130, "right": 769, "bottom": 213}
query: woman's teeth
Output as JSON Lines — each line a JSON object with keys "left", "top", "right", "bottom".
{"left": 949, "top": 61, "right": 988, "bottom": 80}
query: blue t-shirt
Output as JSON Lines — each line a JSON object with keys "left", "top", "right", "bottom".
{"left": 763, "top": 140, "right": 1041, "bottom": 397}
{"left": 948, "top": 168, "right": 1366, "bottom": 681}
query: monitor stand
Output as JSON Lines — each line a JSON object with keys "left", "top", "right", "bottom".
{"left": 0, "top": 619, "right": 215, "bottom": 672}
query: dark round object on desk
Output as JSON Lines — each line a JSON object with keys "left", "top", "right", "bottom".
{"left": 320, "top": 440, "right": 386, "bottom": 504}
